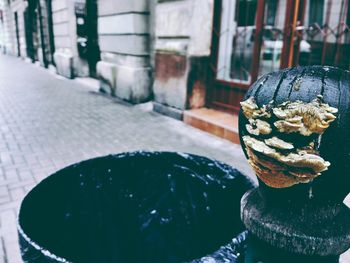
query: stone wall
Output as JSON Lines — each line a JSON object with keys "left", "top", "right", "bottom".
{"left": 52, "top": 0, "right": 72, "bottom": 77}
{"left": 0, "top": 1, "right": 13, "bottom": 54}
{"left": 0, "top": 0, "right": 215, "bottom": 109}
{"left": 96, "top": 0, "right": 153, "bottom": 104}
{"left": 153, "top": 0, "right": 214, "bottom": 113}
{"left": 52, "top": 0, "right": 89, "bottom": 78}
{"left": 3, "top": 0, "right": 27, "bottom": 58}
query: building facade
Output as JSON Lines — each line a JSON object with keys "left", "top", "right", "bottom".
{"left": 153, "top": 0, "right": 214, "bottom": 117}
{"left": 25, "top": 0, "right": 55, "bottom": 67}
{"left": 96, "top": 0, "right": 153, "bottom": 103}
{"left": 52, "top": 0, "right": 94, "bottom": 78}
{"left": 0, "top": 0, "right": 349, "bottom": 128}
{"left": 1, "top": 0, "right": 27, "bottom": 57}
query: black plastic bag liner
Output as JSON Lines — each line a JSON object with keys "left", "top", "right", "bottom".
{"left": 18, "top": 151, "right": 254, "bottom": 263}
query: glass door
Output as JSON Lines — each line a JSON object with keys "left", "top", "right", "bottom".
{"left": 211, "top": 0, "right": 281, "bottom": 112}
{"left": 216, "top": 0, "right": 258, "bottom": 84}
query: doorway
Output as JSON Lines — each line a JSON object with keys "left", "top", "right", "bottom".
{"left": 75, "top": 0, "right": 100, "bottom": 78}
{"left": 24, "top": 0, "right": 55, "bottom": 67}
{"left": 210, "top": 0, "right": 350, "bottom": 113}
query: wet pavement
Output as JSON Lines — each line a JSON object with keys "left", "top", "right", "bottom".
{"left": 0, "top": 54, "right": 348, "bottom": 262}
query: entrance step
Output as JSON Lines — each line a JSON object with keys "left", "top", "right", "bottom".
{"left": 184, "top": 108, "right": 240, "bottom": 144}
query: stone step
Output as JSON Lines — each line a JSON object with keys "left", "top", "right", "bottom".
{"left": 184, "top": 108, "right": 240, "bottom": 144}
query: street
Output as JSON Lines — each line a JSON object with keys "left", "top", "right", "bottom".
{"left": 0, "top": 55, "right": 254, "bottom": 262}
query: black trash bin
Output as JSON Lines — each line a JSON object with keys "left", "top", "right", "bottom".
{"left": 18, "top": 152, "right": 254, "bottom": 263}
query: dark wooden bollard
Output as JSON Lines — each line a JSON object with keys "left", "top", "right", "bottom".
{"left": 239, "top": 66, "right": 350, "bottom": 262}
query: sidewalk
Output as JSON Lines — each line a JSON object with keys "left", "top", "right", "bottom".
{"left": 0, "top": 55, "right": 254, "bottom": 262}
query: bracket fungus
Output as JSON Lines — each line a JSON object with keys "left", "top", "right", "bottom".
{"left": 240, "top": 98, "right": 336, "bottom": 188}
{"left": 272, "top": 98, "right": 337, "bottom": 136}
{"left": 239, "top": 66, "right": 350, "bottom": 195}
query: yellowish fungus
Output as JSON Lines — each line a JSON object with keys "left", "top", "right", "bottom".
{"left": 240, "top": 97, "right": 337, "bottom": 188}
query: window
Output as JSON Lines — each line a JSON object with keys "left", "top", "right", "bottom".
{"left": 266, "top": 0, "right": 278, "bottom": 26}
{"left": 309, "top": 0, "right": 324, "bottom": 26}
{"left": 236, "top": 0, "right": 258, "bottom": 26}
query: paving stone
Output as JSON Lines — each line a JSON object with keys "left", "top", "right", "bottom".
{"left": 9, "top": 188, "right": 25, "bottom": 202}
{"left": 0, "top": 196, "right": 11, "bottom": 206}
{"left": 0, "top": 238, "right": 6, "bottom": 263}
{"left": 0, "top": 210, "right": 17, "bottom": 232}
{"left": 0, "top": 187, "right": 8, "bottom": 197}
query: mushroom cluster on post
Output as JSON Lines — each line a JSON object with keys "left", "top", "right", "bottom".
{"left": 239, "top": 66, "right": 350, "bottom": 263}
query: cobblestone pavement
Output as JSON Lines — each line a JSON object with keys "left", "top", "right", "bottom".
{"left": 0, "top": 55, "right": 348, "bottom": 262}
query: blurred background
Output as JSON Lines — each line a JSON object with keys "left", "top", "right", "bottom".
{"left": 0, "top": 0, "right": 349, "bottom": 142}
{"left": 0, "top": 0, "right": 349, "bottom": 262}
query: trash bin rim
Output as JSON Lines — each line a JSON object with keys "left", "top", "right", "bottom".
{"left": 17, "top": 220, "right": 71, "bottom": 262}
{"left": 17, "top": 150, "right": 255, "bottom": 262}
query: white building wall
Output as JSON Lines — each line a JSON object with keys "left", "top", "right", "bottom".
{"left": 0, "top": 1, "right": 8, "bottom": 53}
{"left": 153, "top": 0, "right": 214, "bottom": 111}
{"left": 96, "top": 0, "right": 153, "bottom": 103}
{"left": 155, "top": 0, "right": 213, "bottom": 56}
{"left": 52, "top": 0, "right": 70, "bottom": 50}
{"left": 12, "top": 0, "right": 26, "bottom": 57}
{"left": 2, "top": 0, "right": 27, "bottom": 57}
